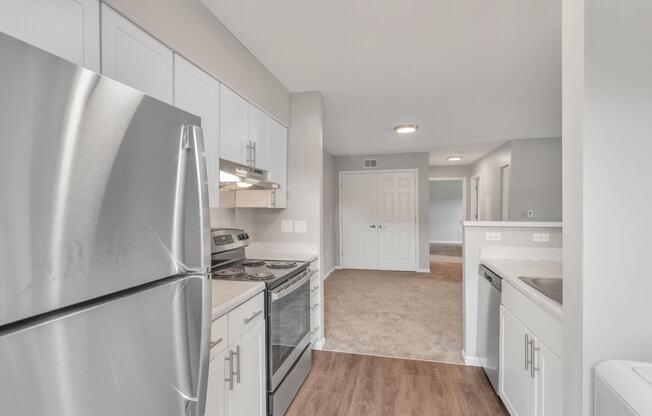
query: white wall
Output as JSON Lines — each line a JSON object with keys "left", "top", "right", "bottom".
{"left": 563, "top": 2, "right": 652, "bottom": 415}
{"left": 332, "top": 152, "right": 430, "bottom": 271}
{"left": 429, "top": 180, "right": 464, "bottom": 242}
{"left": 103, "top": 0, "right": 290, "bottom": 124}
{"left": 321, "top": 151, "right": 336, "bottom": 275}
{"left": 509, "top": 138, "right": 563, "bottom": 221}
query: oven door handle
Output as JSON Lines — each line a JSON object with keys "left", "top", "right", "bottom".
{"left": 271, "top": 270, "right": 313, "bottom": 301}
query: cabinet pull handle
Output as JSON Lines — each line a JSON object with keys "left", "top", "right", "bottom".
{"left": 225, "top": 350, "right": 234, "bottom": 390}
{"left": 243, "top": 310, "right": 263, "bottom": 324}
{"left": 524, "top": 333, "right": 530, "bottom": 371}
{"left": 234, "top": 345, "right": 241, "bottom": 384}
{"left": 530, "top": 340, "right": 540, "bottom": 378}
{"left": 210, "top": 337, "right": 224, "bottom": 349}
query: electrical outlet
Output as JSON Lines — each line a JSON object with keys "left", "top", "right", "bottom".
{"left": 527, "top": 209, "right": 535, "bottom": 219}
{"left": 485, "top": 232, "right": 502, "bottom": 241}
{"left": 281, "top": 219, "right": 293, "bottom": 233}
{"left": 294, "top": 220, "right": 307, "bottom": 233}
{"left": 532, "top": 233, "right": 550, "bottom": 243}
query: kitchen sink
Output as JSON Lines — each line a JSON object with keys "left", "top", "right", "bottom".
{"left": 518, "top": 276, "right": 563, "bottom": 305}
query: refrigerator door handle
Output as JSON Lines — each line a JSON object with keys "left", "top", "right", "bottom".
{"left": 186, "top": 125, "right": 212, "bottom": 416}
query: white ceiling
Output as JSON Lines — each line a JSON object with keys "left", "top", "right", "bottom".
{"left": 429, "top": 140, "right": 506, "bottom": 166}
{"left": 201, "top": 0, "right": 561, "bottom": 159}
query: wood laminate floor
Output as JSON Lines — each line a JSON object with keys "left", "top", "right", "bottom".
{"left": 286, "top": 350, "right": 508, "bottom": 416}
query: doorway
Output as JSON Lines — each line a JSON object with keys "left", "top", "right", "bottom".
{"left": 471, "top": 174, "right": 481, "bottom": 221}
{"left": 429, "top": 178, "right": 465, "bottom": 264}
{"left": 339, "top": 169, "right": 418, "bottom": 271}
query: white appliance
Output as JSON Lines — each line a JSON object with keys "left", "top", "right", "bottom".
{"left": 595, "top": 360, "right": 652, "bottom": 416}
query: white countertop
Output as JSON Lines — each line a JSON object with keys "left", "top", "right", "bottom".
{"left": 211, "top": 280, "right": 265, "bottom": 320}
{"left": 464, "top": 221, "right": 563, "bottom": 228}
{"left": 245, "top": 249, "right": 318, "bottom": 263}
{"left": 481, "top": 257, "right": 563, "bottom": 320}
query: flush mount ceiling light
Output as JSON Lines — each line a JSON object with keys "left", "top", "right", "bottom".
{"left": 394, "top": 124, "right": 418, "bottom": 134}
{"left": 447, "top": 156, "right": 463, "bottom": 162}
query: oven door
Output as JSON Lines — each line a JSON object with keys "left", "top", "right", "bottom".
{"left": 268, "top": 269, "right": 313, "bottom": 390}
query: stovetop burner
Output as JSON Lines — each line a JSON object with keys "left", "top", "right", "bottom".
{"left": 246, "top": 272, "right": 275, "bottom": 281}
{"left": 266, "top": 261, "right": 298, "bottom": 269}
{"left": 243, "top": 259, "right": 265, "bottom": 266}
{"left": 214, "top": 268, "right": 246, "bottom": 278}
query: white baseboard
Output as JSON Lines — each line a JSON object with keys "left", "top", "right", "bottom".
{"left": 461, "top": 350, "right": 482, "bottom": 367}
{"left": 322, "top": 267, "right": 336, "bottom": 280}
{"left": 429, "top": 240, "right": 463, "bottom": 245}
{"left": 417, "top": 268, "right": 431, "bottom": 273}
{"left": 312, "top": 337, "right": 326, "bottom": 350}
{"left": 334, "top": 265, "right": 344, "bottom": 270}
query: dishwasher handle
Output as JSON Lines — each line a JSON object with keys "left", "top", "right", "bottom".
{"left": 479, "top": 264, "right": 503, "bottom": 292}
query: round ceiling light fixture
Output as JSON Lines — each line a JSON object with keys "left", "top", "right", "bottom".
{"left": 394, "top": 124, "right": 418, "bottom": 134}
{"left": 447, "top": 156, "right": 463, "bottom": 162}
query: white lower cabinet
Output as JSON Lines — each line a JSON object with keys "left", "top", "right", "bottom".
{"left": 499, "top": 306, "right": 563, "bottom": 416}
{"left": 206, "top": 296, "right": 266, "bottom": 416}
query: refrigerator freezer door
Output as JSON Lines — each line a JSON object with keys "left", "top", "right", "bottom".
{"left": 0, "top": 275, "right": 208, "bottom": 416}
{"left": 0, "top": 32, "right": 209, "bottom": 326}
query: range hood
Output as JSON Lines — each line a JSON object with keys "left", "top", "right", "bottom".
{"left": 219, "top": 159, "right": 280, "bottom": 191}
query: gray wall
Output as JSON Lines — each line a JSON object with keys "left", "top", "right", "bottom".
{"left": 321, "top": 151, "right": 336, "bottom": 274}
{"left": 235, "top": 92, "right": 323, "bottom": 245}
{"left": 333, "top": 152, "right": 430, "bottom": 271}
{"left": 429, "top": 181, "right": 464, "bottom": 242}
{"left": 469, "top": 142, "right": 511, "bottom": 221}
{"left": 563, "top": 2, "right": 652, "bottom": 414}
{"left": 509, "top": 138, "right": 562, "bottom": 221}
{"left": 104, "top": 0, "right": 290, "bottom": 124}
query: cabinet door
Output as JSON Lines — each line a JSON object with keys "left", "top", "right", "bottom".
{"left": 535, "top": 341, "right": 563, "bottom": 416}
{"left": 499, "top": 306, "right": 535, "bottom": 416}
{"left": 174, "top": 54, "right": 220, "bottom": 208}
{"left": 219, "top": 86, "right": 249, "bottom": 166}
{"left": 0, "top": 0, "right": 100, "bottom": 71}
{"left": 229, "top": 320, "right": 266, "bottom": 416}
{"left": 248, "top": 106, "right": 270, "bottom": 171}
{"left": 206, "top": 348, "right": 229, "bottom": 416}
{"left": 100, "top": 5, "right": 173, "bottom": 103}
{"left": 268, "top": 120, "right": 288, "bottom": 208}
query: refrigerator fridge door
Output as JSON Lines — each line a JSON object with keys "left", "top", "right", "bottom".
{"left": 0, "top": 274, "right": 209, "bottom": 416}
{"left": 0, "top": 32, "right": 210, "bottom": 326}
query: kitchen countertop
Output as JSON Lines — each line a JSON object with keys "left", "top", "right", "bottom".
{"left": 481, "top": 258, "right": 563, "bottom": 321}
{"left": 245, "top": 249, "right": 318, "bottom": 263}
{"left": 211, "top": 280, "right": 265, "bottom": 320}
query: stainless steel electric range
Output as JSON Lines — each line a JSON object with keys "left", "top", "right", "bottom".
{"left": 210, "top": 228, "right": 314, "bottom": 416}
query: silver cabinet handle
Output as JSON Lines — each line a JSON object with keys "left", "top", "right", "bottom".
{"left": 525, "top": 333, "right": 530, "bottom": 371}
{"left": 530, "top": 339, "right": 540, "bottom": 378}
{"left": 234, "top": 345, "right": 241, "bottom": 384}
{"left": 243, "top": 310, "right": 263, "bottom": 324}
{"left": 311, "top": 303, "right": 320, "bottom": 311}
{"left": 210, "top": 337, "right": 224, "bottom": 349}
{"left": 225, "top": 350, "right": 234, "bottom": 390}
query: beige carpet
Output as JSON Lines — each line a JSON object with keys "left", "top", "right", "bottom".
{"left": 322, "top": 263, "right": 464, "bottom": 364}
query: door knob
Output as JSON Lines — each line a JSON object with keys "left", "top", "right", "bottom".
{"left": 378, "top": 225, "right": 385, "bottom": 229}
{"left": 369, "top": 225, "right": 377, "bottom": 228}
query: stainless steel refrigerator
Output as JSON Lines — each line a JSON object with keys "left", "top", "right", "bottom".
{"left": 0, "top": 32, "right": 212, "bottom": 415}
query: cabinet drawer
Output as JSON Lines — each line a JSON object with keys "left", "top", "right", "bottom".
{"left": 210, "top": 314, "right": 228, "bottom": 358}
{"left": 228, "top": 292, "right": 265, "bottom": 344}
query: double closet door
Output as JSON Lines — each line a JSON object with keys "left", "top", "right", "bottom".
{"left": 341, "top": 170, "right": 417, "bottom": 271}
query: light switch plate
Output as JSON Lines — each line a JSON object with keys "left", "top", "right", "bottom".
{"left": 281, "top": 219, "right": 293, "bottom": 233}
{"left": 485, "top": 232, "right": 502, "bottom": 241}
{"left": 532, "top": 233, "right": 550, "bottom": 243}
{"left": 294, "top": 220, "right": 307, "bottom": 233}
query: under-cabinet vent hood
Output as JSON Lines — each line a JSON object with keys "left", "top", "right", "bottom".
{"left": 219, "top": 159, "right": 280, "bottom": 191}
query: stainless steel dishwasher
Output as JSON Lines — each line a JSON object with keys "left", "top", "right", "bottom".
{"left": 477, "top": 264, "right": 503, "bottom": 392}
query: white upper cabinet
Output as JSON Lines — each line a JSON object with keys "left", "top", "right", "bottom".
{"left": 219, "top": 85, "right": 249, "bottom": 166}
{"left": 268, "top": 120, "right": 288, "bottom": 208}
{"left": 173, "top": 54, "right": 220, "bottom": 208}
{"left": 248, "top": 105, "right": 270, "bottom": 171}
{"left": 0, "top": 0, "right": 100, "bottom": 71}
{"left": 100, "top": 4, "right": 173, "bottom": 103}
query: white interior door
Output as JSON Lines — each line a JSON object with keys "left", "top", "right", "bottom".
{"left": 377, "top": 172, "right": 417, "bottom": 271}
{"left": 471, "top": 175, "right": 480, "bottom": 221}
{"left": 501, "top": 165, "right": 511, "bottom": 221}
{"left": 341, "top": 173, "right": 378, "bottom": 269}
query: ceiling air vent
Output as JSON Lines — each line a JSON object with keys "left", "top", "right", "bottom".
{"left": 363, "top": 159, "right": 378, "bottom": 169}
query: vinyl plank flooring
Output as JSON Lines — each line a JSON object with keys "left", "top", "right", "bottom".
{"left": 286, "top": 350, "right": 508, "bottom": 416}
